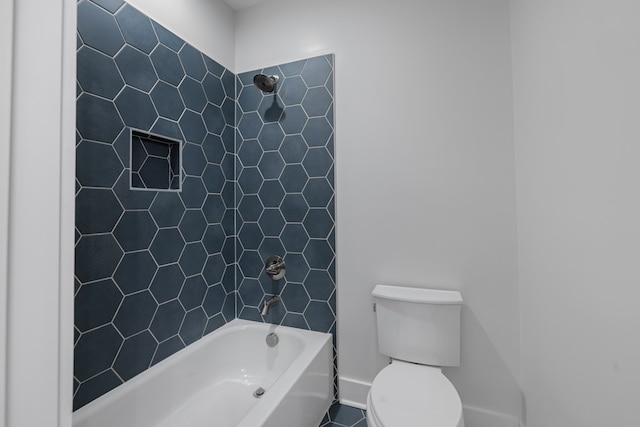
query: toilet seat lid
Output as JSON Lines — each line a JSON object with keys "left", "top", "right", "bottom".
{"left": 369, "top": 361, "right": 462, "bottom": 427}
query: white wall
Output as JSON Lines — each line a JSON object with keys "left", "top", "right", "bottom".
{"left": 126, "top": 0, "right": 236, "bottom": 70}
{"left": 236, "top": 0, "right": 522, "bottom": 421}
{"left": 6, "top": 0, "right": 76, "bottom": 426}
{"left": 511, "top": 1, "right": 640, "bottom": 425}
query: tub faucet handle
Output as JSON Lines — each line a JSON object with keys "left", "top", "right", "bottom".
{"left": 265, "top": 256, "right": 286, "bottom": 280}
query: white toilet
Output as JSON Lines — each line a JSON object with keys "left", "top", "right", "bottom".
{"left": 366, "top": 285, "right": 464, "bottom": 427}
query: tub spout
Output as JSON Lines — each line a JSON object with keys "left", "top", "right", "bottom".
{"left": 261, "top": 295, "right": 281, "bottom": 316}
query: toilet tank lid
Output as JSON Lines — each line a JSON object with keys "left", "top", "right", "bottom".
{"left": 372, "top": 285, "right": 463, "bottom": 305}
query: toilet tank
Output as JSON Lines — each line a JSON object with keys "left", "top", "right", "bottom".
{"left": 372, "top": 285, "right": 463, "bottom": 367}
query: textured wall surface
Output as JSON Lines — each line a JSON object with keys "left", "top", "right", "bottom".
{"left": 74, "top": 0, "right": 236, "bottom": 409}
{"left": 235, "top": 55, "right": 336, "bottom": 335}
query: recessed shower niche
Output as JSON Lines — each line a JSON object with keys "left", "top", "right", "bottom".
{"left": 130, "top": 129, "right": 181, "bottom": 191}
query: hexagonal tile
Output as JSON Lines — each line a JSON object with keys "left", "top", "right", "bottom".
{"left": 258, "top": 94, "right": 285, "bottom": 123}
{"left": 75, "top": 279, "right": 123, "bottom": 332}
{"left": 258, "top": 123, "right": 285, "bottom": 151}
{"left": 302, "top": 147, "right": 332, "bottom": 178}
{"left": 302, "top": 117, "right": 333, "bottom": 148}
{"left": 279, "top": 58, "right": 306, "bottom": 77}
{"left": 304, "top": 301, "right": 334, "bottom": 332}
{"left": 280, "top": 134, "right": 308, "bottom": 164}
{"left": 304, "top": 270, "right": 334, "bottom": 300}
{"left": 301, "top": 86, "right": 332, "bottom": 117}
{"left": 238, "top": 140, "right": 262, "bottom": 167}
{"left": 178, "top": 77, "right": 206, "bottom": 113}
{"left": 202, "top": 104, "right": 225, "bottom": 135}
{"left": 179, "top": 275, "right": 207, "bottom": 310}
{"left": 113, "top": 330, "right": 157, "bottom": 381}
{"left": 179, "top": 242, "right": 207, "bottom": 276}
{"left": 301, "top": 56, "right": 333, "bottom": 87}
{"left": 181, "top": 176, "right": 207, "bottom": 208}
{"left": 280, "top": 105, "right": 308, "bottom": 134}
{"left": 179, "top": 210, "right": 207, "bottom": 242}
{"left": 152, "top": 20, "right": 184, "bottom": 52}
{"left": 151, "top": 336, "right": 184, "bottom": 366}
{"left": 77, "top": 46, "right": 124, "bottom": 99}
{"left": 150, "top": 264, "right": 185, "bottom": 303}
{"left": 77, "top": 93, "right": 125, "bottom": 143}
{"left": 76, "top": 141, "right": 123, "bottom": 187}
{"left": 258, "top": 180, "right": 285, "bottom": 208}
{"left": 113, "top": 290, "right": 157, "bottom": 337}
{"left": 258, "top": 151, "right": 285, "bottom": 180}
{"left": 280, "top": 223, "right": 310, "bottom": 253}
{"left": 202, "top": 224, "right": 225, "bottom": 255}
{"left": 280, "top": 164, "right": 308, "bottom": 193}
{"left": 115, "top": 5, "right": 158, "bottom": 54}
{"left": 150, "top": 44, "right": 185, "bottom": 86}
{"left": 283, "top": 253, "right": 309, "bottom": 283}
{"left": 303, "top": 209, "right": 334, "bottom": 239}
{"left": 202, "top": 133, "right": 225, "bottom": 164}
{"left": 76, "top": 188, "right": 123, "bottom": 234}
{"left": 258, "top": 209, "right": 285, "bottom": 237}
{"left": 203, "top": 253, "right": 225, "bottom": 285}
{"left": 281, "top": 313, "right": 309, "bottom": 329}
{"left": 222, "top": 238, "right": 234, "bottom": 264}
{"left": 77, "top": 1, "right": 125, "bottom": 56}
{"left": 151, "top": 81, "right": 184, "bottom": 121}
{"left": 180, "top": 308, "right": 207, "bottom": 345}
{"left": 238, "top": 112, "right": 262, "bottom": 140}
{"left": 281, "top": 283, "right": 310, "bottom": 314}
{"left": 150, "top": 228, "right": 185, "bottom": 265}
{"left": 150, "top": 191, "right": 185, "bottom": 227}
{"left": 202, "top": 194, "right": 225, "bottom": 224}
{"left": 113, "top": 251, "right": 157, "bottom": 294}
{"left": 303, "top": 178, "right": 333, "bottom": 207}
{"left": 75, "top": 234, "right": 123, "bottom": 283}
{"left": 202, "top": 73, "right": 225, "bottom": 106}
{"left": 179, "top": 44, "right": 207, "bottom": 81}
{"left": 202, "top": 163, "right": 225, "bottom": 193}
{"left": 201, "top": 284, "right": 225, "bottom": 317}
{"left": 238, "top": 195, "right": 263, "bottom": 222}
{"left": 150, "top": 300, "right": 185, "bottom": 341}
{"left": 259, "top": 238, "right": 286, "bottom": 261}
{"left": 221, "top": 153, "right": 234, "bottom": 180}
{"left": 179, "top": 110, "right": 207, "bottom": 144}
{"left": 238, "top": 85, "right": 263, "bottom": 112}
{"left": 113, "top": 210, "right": 158, "bottom": 252}
{"left": 238, "top": 250, "right": 263, "bottom": 278}
{"left": 238, "top": 279, "right": 262, "bottom": 307}
{"left": 114, "top": 87, "right": 157, "bottom": 131}
{"left": 280, "top": 193, "right": 309, "bottom": 222}
{"left": 74, "top": 324, "right": 123, "bottom": 381}
{"left": 115, "top": 45, "right": 158, "bottom": 92}
{"left": 303, "top": 239, "right": 334, "bottom": 270}
{"left": 181, "top": 143, "right": 207, "bottom": 177}
{"left": 238, "top": 167, "right": 263, "bottom": 195}
{"left": 239, "top": 222, "right": 263, "bottom": 250}
{"left": 279, "top": 75, "right": 307, "bottom": 105}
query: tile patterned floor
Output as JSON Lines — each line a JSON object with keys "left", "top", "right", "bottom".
{"left": 320, "top": 402, "right": 367, "bottom": 427}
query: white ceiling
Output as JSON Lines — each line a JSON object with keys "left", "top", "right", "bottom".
{"left": 223, "top": 0, "right": 268, "bottom": 11}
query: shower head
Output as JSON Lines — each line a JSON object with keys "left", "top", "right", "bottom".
{"left": 253, "top": 74, "right": 279, "bottom": 93}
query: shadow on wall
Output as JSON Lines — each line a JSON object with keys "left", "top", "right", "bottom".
{"left": 444, "top": 306, "right": 524, "bottom": 426}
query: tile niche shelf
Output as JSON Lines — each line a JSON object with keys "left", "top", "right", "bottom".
{"left": 130, "top": 129, "right": 182, "bottom": 191}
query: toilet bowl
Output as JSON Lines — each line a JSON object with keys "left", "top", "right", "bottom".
{"left": 366, "top": 360, "right": 463, "bottom": 427}
{"left": 367, "top": 285, "right": 464, "bottom": 427}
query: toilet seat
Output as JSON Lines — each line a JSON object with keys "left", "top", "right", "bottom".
{"left": 367, "top": 361, "right": 463, "bottom": 427}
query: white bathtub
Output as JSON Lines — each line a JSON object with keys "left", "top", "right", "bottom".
{"left": 73, "top": 319, "right": 334, "bottom": 427}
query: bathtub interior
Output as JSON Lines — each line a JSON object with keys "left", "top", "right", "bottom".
{"left": 72, "top": 319, "right": 333, "bottom": 427}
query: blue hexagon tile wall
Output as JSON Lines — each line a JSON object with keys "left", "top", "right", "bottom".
{"left": 236, "top": 56, "right": 336, "bottom": 335}
{"left": 75, "top": 0, "right": 236, "bottom": 409}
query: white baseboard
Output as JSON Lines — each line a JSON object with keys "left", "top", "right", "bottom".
{"left": 462, "top": 405, "right": 520, "bottom": 427}
{"left": 338, "top": 376, "right": 371, "bottom": 408}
